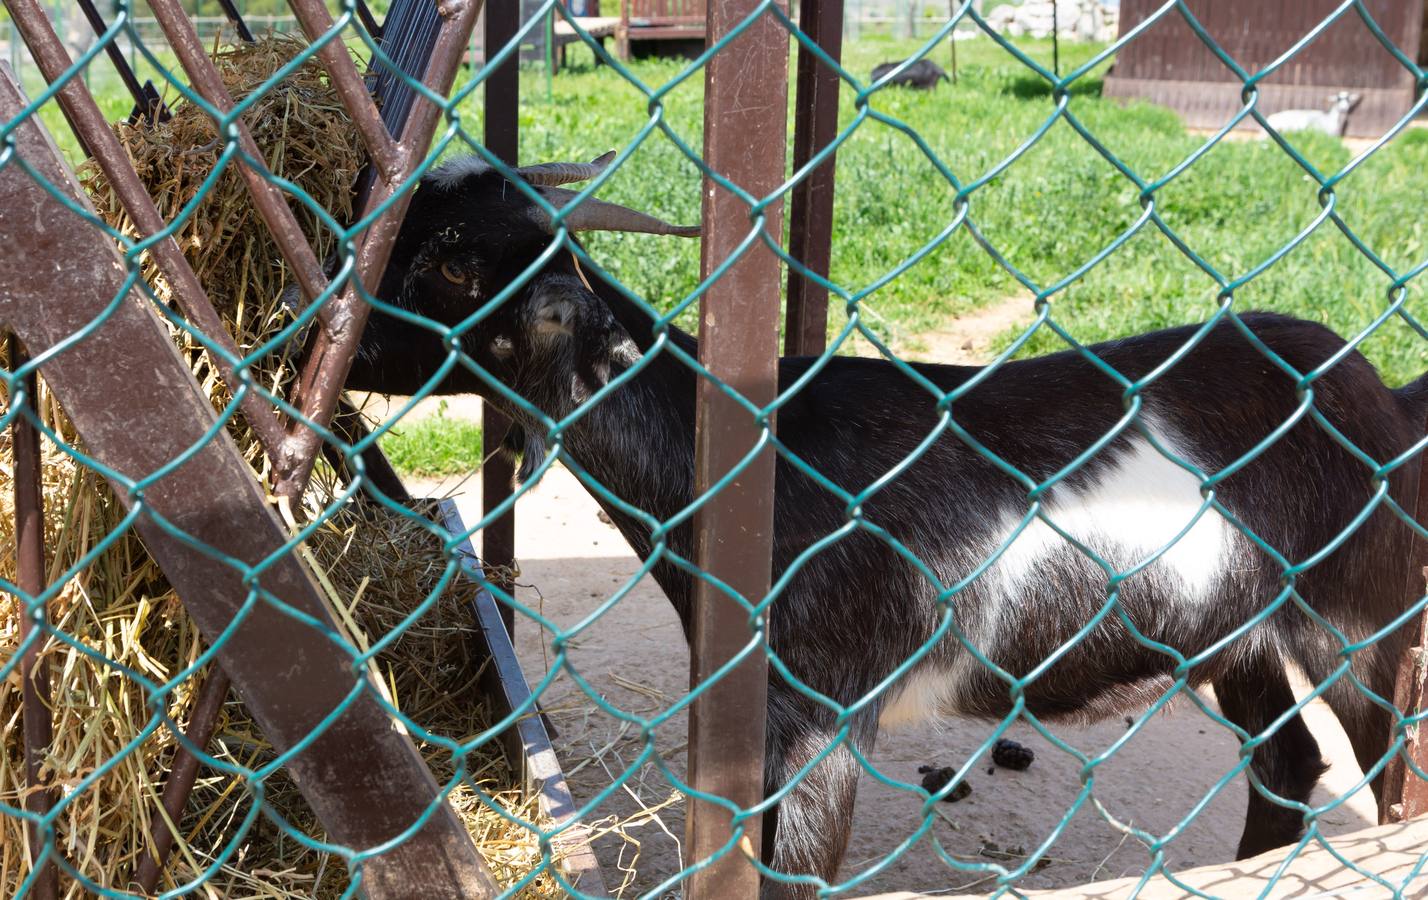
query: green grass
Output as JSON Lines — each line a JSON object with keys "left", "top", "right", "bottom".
{"left": 454, "top": 33, "right": 1427, "bottom": 385}
{"left": 18, "top": 27, "right": 1427, "bottom": 389}
{"left": 378, "top": 404, "right": 484, "bottom": 477}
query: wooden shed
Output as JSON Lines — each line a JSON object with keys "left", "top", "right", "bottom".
{"left": 1103, "top": 0, "right": 1426, "bottom": 138}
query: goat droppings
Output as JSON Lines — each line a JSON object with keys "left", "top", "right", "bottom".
{"left": 992, "top": 739, "right": 1035, "bottom": 771}
{"left": 918, "top": 765, "right": 972, "bottom": 802}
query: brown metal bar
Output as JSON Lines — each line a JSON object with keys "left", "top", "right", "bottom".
{"left": 684, "top": 1, "right": 788, "bottom": 894}
{"left": 8, "top": 335, "right": 59, "bottom": 900}
{"left": 1383, "top": 421, "right": 1428, "bottom": 823}
{"left": 272, "top": 0, "right": 485, "bottom": 503}
{"left": 5, "top": 0, "right": 288, "bottom": 463}
{"left": 481, "top": 0, "right": 520, "bottom": 634}
{"left": 0, "top": 74, "right": 497, "bottom": 897}
{"left": 132, "top": 669, "right": 231, "bottom": 895}
{"left": 330, "top": 397, "right": 413, "bottom": 502}
{"left": 146, "top": 0, "right": 333, "bottom": 311}
{"left": 286, "top": 0, "right": 406, "bottom": 184}
{"left": 784, "top": 0, "right": 842, "bottom": 358}
{"left": 356, "top": 0, "right": 383, "bottom": 40}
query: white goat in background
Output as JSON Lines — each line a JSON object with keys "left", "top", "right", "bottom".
{"left": 1265, "top": 91, "right": 1361, "bottom": 137}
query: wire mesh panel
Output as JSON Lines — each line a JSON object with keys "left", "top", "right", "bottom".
{"left": 2, "top": 0, "right": 1428, "bottom": 898}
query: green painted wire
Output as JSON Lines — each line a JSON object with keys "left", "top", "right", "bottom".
{"left": 2, "top": 0, "right": 1426, "bottom": 897}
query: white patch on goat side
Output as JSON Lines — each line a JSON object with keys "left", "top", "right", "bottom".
{"left": 879, "top": 665, "right": 954, "bottom": 730}
{"left": 990, "top": 431, "right": 1230, "bottom": 602}
{"left": 427, "top": 156, "right": 492, "bottom": 189}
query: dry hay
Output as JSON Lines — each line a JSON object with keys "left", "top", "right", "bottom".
{"left": 1, "top": 34, "right": 564, "bottom": 898}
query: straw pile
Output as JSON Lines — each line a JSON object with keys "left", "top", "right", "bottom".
{"left": 0, "top": 34, "right": 564, "bottom": 897}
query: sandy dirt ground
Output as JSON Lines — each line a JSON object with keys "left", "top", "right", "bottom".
{"left": 396, "top": 299, "right": 1379, "bottom": 897}
{"left": 427, "top": 469, "right": 1377, "bottom": 898}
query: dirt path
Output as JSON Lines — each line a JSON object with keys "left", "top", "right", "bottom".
{"left": 841, "top": 292, "right": 1035, "bottom": 365}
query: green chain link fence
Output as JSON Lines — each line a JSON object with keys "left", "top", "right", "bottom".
{"left": 3, "top": 0, "right": 1428, "bottom": 896}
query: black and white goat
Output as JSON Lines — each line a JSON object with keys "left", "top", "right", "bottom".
{"left": 349, "top": 154, "right": 1428, "bottom": 896}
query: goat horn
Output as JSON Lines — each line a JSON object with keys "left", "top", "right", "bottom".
{"left": 515, "top": 150, "right": 617, "bottom": 187}
{"left": 534, "top": 187, "right": 700, "bottom": 237}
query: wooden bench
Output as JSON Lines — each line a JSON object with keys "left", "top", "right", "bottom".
{"left": 616, "top": 0, "right": 706, "bottom": 60}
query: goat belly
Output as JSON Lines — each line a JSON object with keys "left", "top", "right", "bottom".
{"left": 926, "top": 419, "right": 1248, "bottom": 720}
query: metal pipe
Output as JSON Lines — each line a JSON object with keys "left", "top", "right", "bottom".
{"left": 1383, "top": 421, "right": 1428, "bottom": 823}
{"left": 480, "top": 0, "right": 520, "bottom": 634}
{"left": 684, "top": 0, "right": 788, "bottom": 892}
{"left": 215, "top": 0, "right": 256, "bottom": 43}
{"left": 5, "top": 0, "right": 289, "bottom": 463}
{"left": 8, "top": 334, "right": 59, "bottom": 900}
{"left": 785, "top": 0, "right": 843, "bottom": 358}
{"left": 132, "top": 669, "right": 231, "bottom": 895}
{"left": 146, "top": 0, "right": 335, "bottom": 313}
{"left": 75, "top": 0, "right": 147, "bottom": 110}
{"left": 272, "top": 0, "right": 485, "bottom": 503}
{"left": 287, "top": 0, "right": 406, "bottom": 183}
{"left": 327, "top": 397, "right": 413, "bottom": 502}
{"left": 355, "top": 0, "right": 383, "bottom": 40}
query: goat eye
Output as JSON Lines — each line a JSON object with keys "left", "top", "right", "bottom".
{"left": 440, "top": 262, "right": 467, "bottom": 285}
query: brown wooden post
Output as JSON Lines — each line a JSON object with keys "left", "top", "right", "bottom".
{"left": 482, "top": 0, "right": 520, "bottom": 634}
{"left": 684, "top": 0, "right": 789, "bottom": 895}
{"left": 785, "top": 0, "right": 843, "bottom": 358}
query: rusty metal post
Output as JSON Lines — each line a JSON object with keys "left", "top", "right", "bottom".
{"left": 146, "top": 0, "right": 336, "bottom": 312}
{"left": 132, "top": 669, "right": 230, "bottom": 894}
{"left": 273, "top": 0, "right": 485, "bottom": 503}
{"left": 684, "top": 2, "right": 788, "bottom": 895}
{"left": 0, "top": 72, "right": 497, "bottom": 898}
{"left": 7, "top": 334, "right": 59, "bottom": 900}
{"left": 481, "top": 0, "right": 519, "bottom": 634}
{"left": 287, "top": 0, "right": 405, "bottom": 183}
{"left": 785, "top": 0, "right": 843, "bottom": 358}
{"left": 1383, "top": 423, "right": 1428, "bottom": 823}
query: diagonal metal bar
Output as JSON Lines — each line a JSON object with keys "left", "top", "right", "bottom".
{"left": 146, "top": 0, "right": 336, "bottom": 315}
{"left": 0, "top": 75, "right": 497, "bottom": 898}
{"left": 273, "top": 0, "right": 485, "bottom": 503}
{"left": 75, "top": 0, "right": 169, "bottom": 123}
{"left": 785, "top": 0, "right": 843, "bottom": 357}
{"left": 684, "top": 1, "right": 789, "bottom": 894}
{"left": 7, "top": 333, "right": 58, "bottom": 900}
{"left": 355, "top": 0, "right": 383, "bottom": 40}
{"left": 215, "top": 0, "right": 256, "bottom": 43}
{"left": 5, "top": 0, "right": 288, "bottom": 464}
{"left": 287, "top": 0, "right": 405, "bottom": 184}
{"left": 131, "top": 668, "right": 230, "bottom": 895}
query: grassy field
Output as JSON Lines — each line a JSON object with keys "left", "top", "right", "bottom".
{"left": 485, "top": 33, "right": 1426, "bottom": 387}
{"left": 13, "top": 26, "right": 1427, "bottom": 473}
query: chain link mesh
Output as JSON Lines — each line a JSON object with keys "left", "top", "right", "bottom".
{"left": 3, "top": 0, "right": 1428, "bottom": 896}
